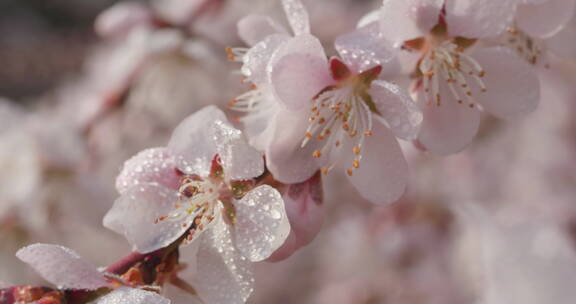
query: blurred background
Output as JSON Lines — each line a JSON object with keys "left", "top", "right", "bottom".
{"left": 1, "top": 0, "right": 576, "bottom": 303}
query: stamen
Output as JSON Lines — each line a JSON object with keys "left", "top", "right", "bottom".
{"left": 419, "top": 41, "right": 489, "bottom": 109}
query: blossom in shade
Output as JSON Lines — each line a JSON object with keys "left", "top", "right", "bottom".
{"left": 378, "top": 0, "right": 540, "bottom": 155}
{"left": 104, "top": 106, "right": 290, "bottom": 304}
{"left": 268, "top": 172, "right": 324, "bottom": 261}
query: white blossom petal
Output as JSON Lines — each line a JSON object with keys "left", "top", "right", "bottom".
{"left": 357, "top": 10, "right": 379, "bottom": 29}
{"left": 547, "top": 20, "right": 576, "bottom": 60}
{"left": 345, "top": 122, "right": 408, "bottom": 204}
{"left": 95, "top": 2, "right": 152, "bottom": 38}
{"left": 265, "top": 109, "right": 325, "bottom": 184}
{"left": 233, "top": 185, "right": 290, "bottom": 262}
{"left": 168, "top": 106, "right": 263, "bottom": 180}
{"left": 16, "top": 244, "right": 108, "bottom": 290}
{"left": 445, "top": 0, "right": 517, "bottom": 38}
{"left": 417, "top": 86, "right": 481, "bottom": 155}
{"left": 281, "top": 0, "right": 310, "bottom": 36}
{"left": 223, "top": 142, "right": 265, "bottom": 181}
{"left": 242, "top": 34, "right": 290, "bottom": 84}
{"left": 380, "top": 0, "right": 444, "bottom": 46}
{"left": 115, "top": 148, "right": 179, "bottom": 195}
{"left": 96, "top": 287, "right": 170, "bottom": 304}
{"left": 516, "top": 0, "right": 576, "bottom": 39}
{"left": 194, "top": 218, "right": 254, "bottom": 304}
{"left": 268, "top": 34, "right": 331, "bottom": 111}
{"left": 167, "top": 106, "right": 223, "bottom": 176}
{"left": 237, "top": 15, "right": 288, "bottom": 46}
{"left": 370, "top": 80, "right": 422, "bottom": 141}
{"left": 335, "top": 29, "right": 399, "bottom": 74}
{"left": 103, "top": 183, "right": 188, "bottom": 253}
{"left": 270, "top": 52, "right": 332, "bottom": 111}
{"left": 472, "top": 47, "right": 540, "bottom": 119}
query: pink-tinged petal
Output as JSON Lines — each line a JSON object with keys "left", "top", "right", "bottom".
{"left": 115, "top": 148, "right": 180, "bottom": 195}
{"left": 210, "top": 121, "right": 264, "bottom": 181}
{"left": 233, "top": 185, "right": 290, "bottom": 262}
{"left": 194, "top": 219, "right": 254, "bottom": 304}
{"left": 345, "top": 122, "right": 408, "bottom": 204}
{"left": 96, "top": 287, "right": 170, "bottom": 304}
{"left": 335, "top": 29, "right": 399, "bottom": 74}
{"left": 266, "top": 230, "right": 298, "bottom": 262}
{"left": 270, "top": 52, "right": 332, "bottom": 111}
{"left": 167, "top": 106, "right": 223, "bottom": 176}
{"left": 95, "top": 2, "right": 153, "bottom": 38}
{"left": 445, "top": 0, "right": 516, "bottom": 38}
{"left": 265, "top": 109, "right": 324, "bottom": 184}
{"left": 417, "top": 86, "right": 481, "bottom": 155}
{"left": 268, "top": 34, "right": 327, "bottom": 68}
{"left": 242, "top": 34, "right": 290, "bottom": 84}
{"left": 547, "top": 22, "right": 576, "bottom": 60}
{"left": 516, "top": 0, "right": 576, "bottom": 39}
{"left": 281, "top": 0, "right": 310, "bottom": 36}
{"left": 169, "top": 106, "right": 263, "bottom": 180}
{"left": 241, "top": 96, "right": 282, "bottom": 151}
{"left": 380, "top": 0, "right": 444, "bottom": 46}
{"left": 16, "top": 244, "right": 108, "bottom": 290}
{"left": 267, "top": 34, "right": 330, "bottom": 111}
{"left": 268, "top": 172, "right": 324, "bottom": 262}
{"left": 222, "top": 140, "right": 264, "bottom": 181}
{"left": 237, "top": 15, "right": 288, "bottom": 46}
{"left": 103, "top": 183, "right": 188, "bottom": 253}
{"left": 357, "top": 10, "right": 379, "bottom": 29}
{"left": 370, "top": 80, "right": 422, "bottom": 141}
{"left": 472, "top": 47, "right": 540, "bottom": 119}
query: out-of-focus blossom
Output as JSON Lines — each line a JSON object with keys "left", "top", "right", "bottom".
{"left": 0, "top": 100, "right": 41, "bottom": 218}
{"left": 492, "top": 0, "right": 576, "bottom": 65}
{"left": 454, "top": 204, "right": 576, "bottom": 304}
{"left": 378, "top": 0, "right": 540, "bottom": 155}
{"left": 104, "top": 106, "right": 290, "bottom": 304}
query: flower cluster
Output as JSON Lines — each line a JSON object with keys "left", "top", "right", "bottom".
{"left": 5, "top": 0, "right": 576, "bottom": 303}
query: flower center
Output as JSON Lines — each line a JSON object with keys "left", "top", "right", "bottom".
{"left": 155, "top": 175, "right": 222, "bottom": 243}
{"left": 418, "top": 41, "right": 487, "bottom": 108}
{"left": 302, "top": 64, "right": 381, "bottom": 177}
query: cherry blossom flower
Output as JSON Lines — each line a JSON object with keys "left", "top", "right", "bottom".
{"left": 229, "top": 0, "right": 421, "bottom": 205}
{"left": 379, "top": 0, "right": 540, "bottom": 155}
{"left": 268, "top": 35, "right": 419, "bottom": 204}
{"left": 228, "top": 0, "right": 314, "bottom": 151}
{"left": 104, "top": 106, "right": 290, "bottom": 304}
{"left": 494, "top": 0, "right": 576, "bottom": 66}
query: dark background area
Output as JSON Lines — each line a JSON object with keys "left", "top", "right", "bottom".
{"left": 0, "top": 0, "right": 119, "bottom": 101}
